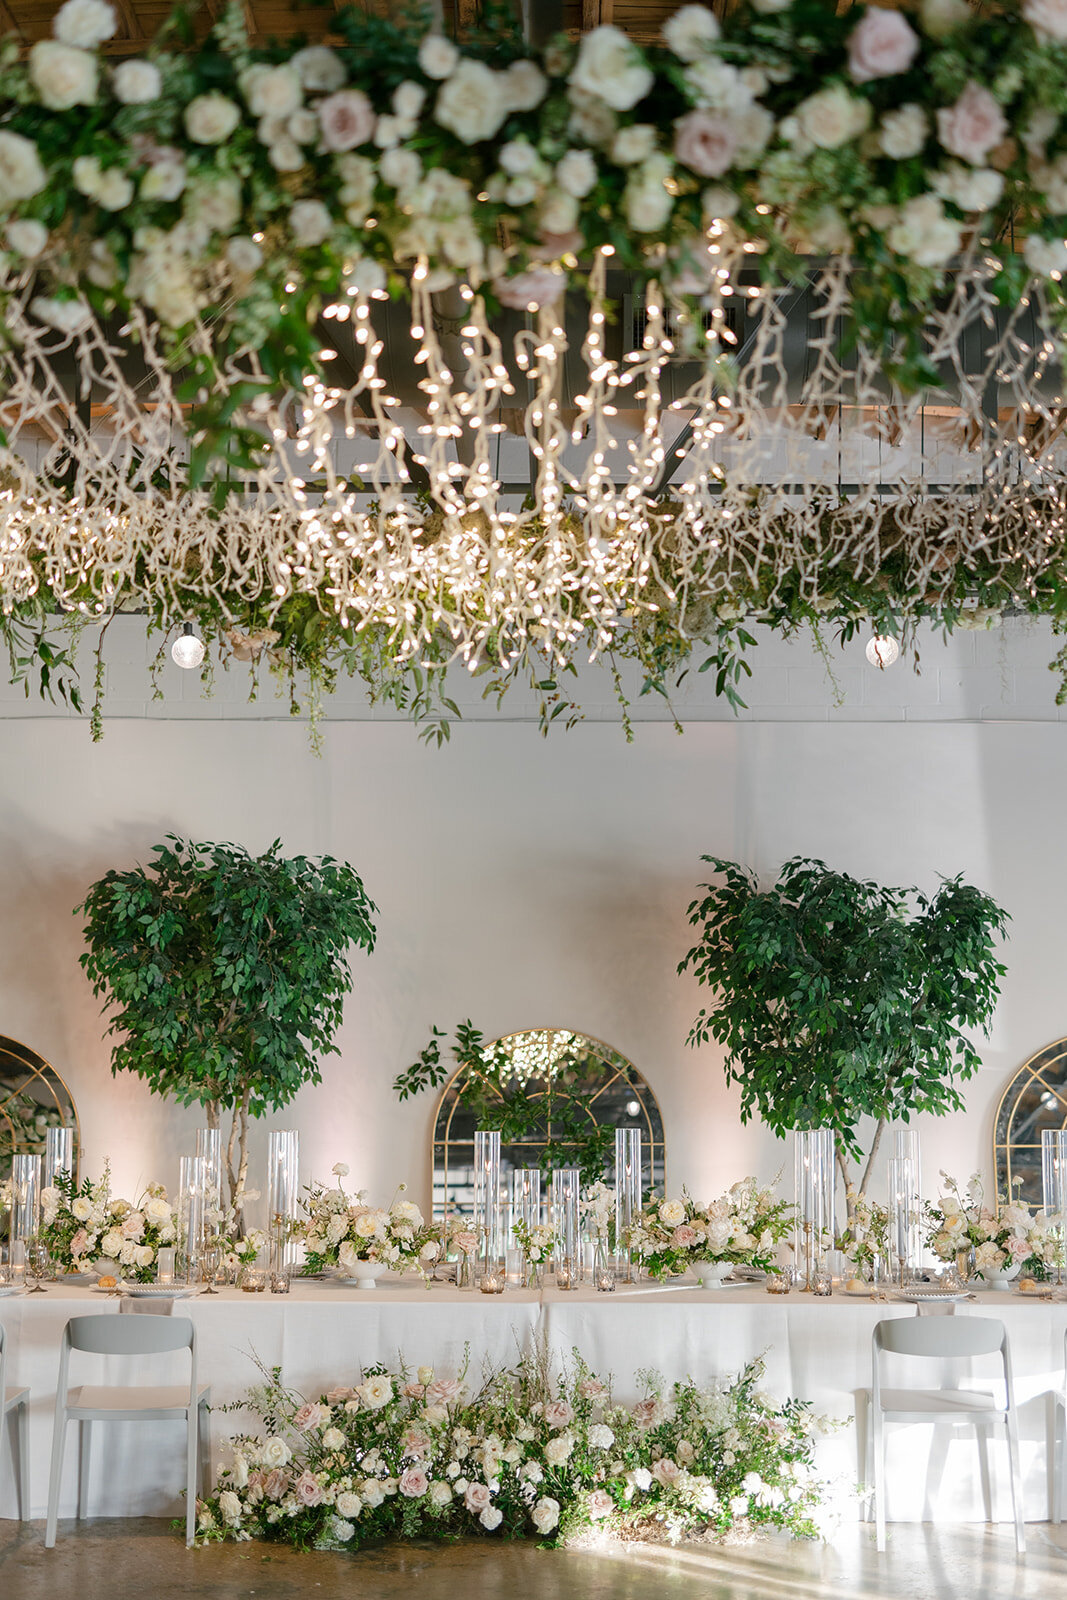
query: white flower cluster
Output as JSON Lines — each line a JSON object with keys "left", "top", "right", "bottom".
{"left": 40, "top": 1170, "right": 178, "bottom": 1280}
{"left": 628, "top": 1179, "right": 791, "bottom": 1279}
{"left": 298, "top": 1176, "right": 430, "bottom": 1274}
{"left": 924, "top": 1172, "right": 1059, "bottom": 1275}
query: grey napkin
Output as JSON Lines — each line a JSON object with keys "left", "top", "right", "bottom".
{"left": 119, "top": 1296, "right": 174, "bottom": 1315}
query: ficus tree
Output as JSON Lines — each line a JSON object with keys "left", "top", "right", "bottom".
{"left": 78, "top": 835, "right": 377, "bottom": 1207}
{"left": 678, "top": 856, "right": 1009, "bottom": 1217}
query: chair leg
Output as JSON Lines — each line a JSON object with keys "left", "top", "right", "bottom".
{"left": 16, "top": 1402, "right": 29, "bottom": 1522}
{"left": 976, "top": 1422, "right": 993, "bottom": 1524}
{"left": 44, "top": 1412, "right": 68, "bottom": 1549}
{"left": 1049, "top": 1395, "right": 1060, "bottom": 1525}
{"left": 1005, "top": 1410, "right": 1026, "bottom": 1556}
{"left": 873, "top": 1406, "right": 887, "bottom": 1551}
{"left": 1059, "top": 1396, "right": 1067, "bottom": 1527}
{"left": 77, "top": 1421, "right": 91, "bottom": 1520}
{"left": 186, "top": 1411, "right": 199, "bottom": 1546}
{"left": 198, "top": 1401, "right": 212, "bottom": 1499}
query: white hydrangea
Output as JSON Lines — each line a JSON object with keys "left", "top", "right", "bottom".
{"left": 225, "top": 236, "right": 262, "bottom": 274}
{"left": 113, "top": 58, "right": 161, "bottom": 103}
{"left": 663, "top": 4, "right": 720, "bottom": 61}
{"left": 570, "top": 25, "right": 654, "bottom": 112}
{"left": 435, "top": 60, "right": 508, "bottom": 144}
{"left": 0, "top": 131, "right": 46, "bottom": 206}
{"left": 879, "top": 103, "right": 927, "bottom": 159}
{"left": 30, "top": 40, "right": 98, "bottom": 110}
{"left": 53, "top": 0, "right": 116, "bottom": 49}
{"left": 184, "top": 173, "right": 242, "bottom": 233}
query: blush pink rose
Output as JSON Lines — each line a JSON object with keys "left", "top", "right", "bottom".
{"left": 120, "top": 1213, "right": 144, "bottom": 1239}
{"left": 251, "top": 1467, "right": 290, "bottom": 1500}
{"left": 401, "top": 1381, "right": 426, "bottom": 1399}
{"left": 318, "top": 89, "right": 376, "bottom": 151}
{"left": 399, "top": 1466, "right": 429, "bottom": 1498}
{"left": 579, "top": 1378, "right": 606, "bottom": 1399}
{"left": 70, "top": 1227, "right": 90, "bottom": 1257}
{"left": 1006, "top": 1236, "right": 1031, "bottom": 1261}
{"left": 292, "top": 1402, "right": 327, "bottom": 1432}
{"left": 294, "top": 1469, "right": 323, "bottom": 1506}
{"left": 673, "top": 110, "right": 738, "bottom": 178}
{"left": 325, "top": 1386, "right": 357, "bottom": 1403}
{"left": 632, "top": 1398, "right": 660, "bottom": 1428}
{"left": 426, "top": 1377, "right": 462, "bottom": 1405}
{"left": 588, "top": 1488, "right": 614, "bottom": 1520}
{"left": 543, "top": 1400, "right": 575, "bottom": 1430}
{"left": 464, "top": 1481, "right": 492, "bottom": 1512}
{"left": 848, "top": 7, "right": 920, "bottom": 82}
{"left": 651, "top": 1457, "right": 682, "bottom": 1486}
{"left": 401, "top": 1427, "right": 431, "bottom": 1457}
{"left": 672, "top": 1225, "right": 698, "bottom": 1248}
{"left": 937, "top": 82, "right": 1007, "bottom": 164}
{"left": 492, "top": 267, "right": 563, "bottom": 310}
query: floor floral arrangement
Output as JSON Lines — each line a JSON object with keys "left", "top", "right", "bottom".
{"left": 194, "top": 1348, "right": 831, "bottom": 1551}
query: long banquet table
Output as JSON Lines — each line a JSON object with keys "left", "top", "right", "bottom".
{"left": 1, "top": 1278, "right": 1064, "bottom": 1527}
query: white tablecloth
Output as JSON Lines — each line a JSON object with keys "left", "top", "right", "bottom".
{"left": 1, "top": 1280, "right": 1064, "bottom": 1525}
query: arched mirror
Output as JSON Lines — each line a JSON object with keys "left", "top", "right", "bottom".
{"left": 994, "top": 1037, "right": 1067, "bottom": 1207}
{"left": 0, "top": 1035, "right": 79, "bottom": 1181}
{"left": 432, "top": 1027, "right": 665, "bottom": 1218}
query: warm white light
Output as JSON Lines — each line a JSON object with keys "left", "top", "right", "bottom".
{"left": 865, "top": 634, "right": 900, "bottom": 668}
{"left": 171, "top": 622, "right": 205, "bottom": 669}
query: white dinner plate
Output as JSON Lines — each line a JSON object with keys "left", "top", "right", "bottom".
{"left": 840, "top": 1286, "right": 874, "bottom": 1297}
{"left": 892, "top": 1289, "right": 971, "bottom": 1303}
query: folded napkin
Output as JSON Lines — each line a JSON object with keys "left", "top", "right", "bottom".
{"left": 119, "top": 1296, "right": 174, "bottom": 1315}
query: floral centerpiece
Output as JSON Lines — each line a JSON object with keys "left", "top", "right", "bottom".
{"left": 836, "top": 1192, "right": 891, "bottom": 1280}
{"left": 581, "top": 1181, "right": 616, "bottom": 1243}
{"left": 923, "top": 1171, "right": 1058, "bottom": 1283}
{"left": 40, "top": 1167, "right": 178, "bottom": 1282}
{"left": 628, "top": 1180, "right": 792, "bottom": 1286}
{"left": 297, "top": 1168, "right": 433, "bottom": 1284}
{"left": 194, "top": 1349, "right": 830, "bottom": 1551}
{"left": 512, "top": 1218, "right": 556, "bottom": 1288}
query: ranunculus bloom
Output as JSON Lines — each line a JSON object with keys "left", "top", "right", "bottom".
{"left": 318, "top": 89, "right": 376, "bottom": 152}
{"left": 936, "top": 81, "right": 1007, "bottom": 165}
{"left": 847, "top": 7, "right": 920, "bottom": 82}
{"left": 673, "top": 109, "right": 737, "bottom": 177}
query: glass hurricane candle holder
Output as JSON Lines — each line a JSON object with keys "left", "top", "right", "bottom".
{"left": 552, "top": 1169, "right": 581, "bottom": 1291}
{"left": 614, "top": 1128, "right": 641, "bottom": 1284}
{"left": 594, "top": 1243, "right": 616, "bottom": 1293}
{"left": 43, "top": 1126, "right": 74, "bottom": 1188}
{"left": 478, "top": 1262, "right": 506, "bottom": 1295}
{"left": 793, "top": 1128, "right": 835, "bottom": 1290}
{"left": 1043, "top": 1129, "right": 1067, "bottom": 1285}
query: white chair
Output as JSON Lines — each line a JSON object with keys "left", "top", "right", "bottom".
{"left": 864, "top": 1314, "right": 1025, "bottom": 1555}
{"left": 0, "top": 1322, "right": 29, "bottom": 1518}
{"left": 45, "top": 1313, "right": 211, "bottom": 1547}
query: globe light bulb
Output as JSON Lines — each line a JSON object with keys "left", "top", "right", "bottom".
{"left": 865, "top": 634, "right": 900, "bottom": 668}
{"left": 171, "top": 622, "right": 205, "bottom": 669}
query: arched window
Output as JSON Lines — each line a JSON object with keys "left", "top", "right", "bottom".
{"left": 993, "top": 1037, "right": 1067, "bottom": 1207}
{"left": 432, "top": 1028, "right": 665, "bottom": 1218}
{"left": 0, "top": 1035, "right": 79, "bottom": 1181}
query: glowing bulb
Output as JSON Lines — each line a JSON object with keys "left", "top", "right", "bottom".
{"left": 865, "top": 634, "right": 900, "bottom": 668}
{"left": 171, "top": 622, "right": 205, "bottom": 669}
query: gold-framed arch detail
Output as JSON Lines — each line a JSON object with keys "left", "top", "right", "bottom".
{"left": 0, "top": 1035, "right": 79, "bottom": 1182}
{"left": 431, "top": 1027, "right": 665, "bottom": 1220}
{"left": 994, "top": 1037, "right": 1067, "bottom": 1208}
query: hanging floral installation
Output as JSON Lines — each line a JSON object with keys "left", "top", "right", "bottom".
{"left": 3, "top": 0, "right": 1067, "bottom": 734}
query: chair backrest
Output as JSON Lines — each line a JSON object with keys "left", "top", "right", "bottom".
{"left": 66, "top": 1313, "right": 193, "bottom": 1356}
{"left": 874, "top": 1314, "right": 1006, "bottom": 1360}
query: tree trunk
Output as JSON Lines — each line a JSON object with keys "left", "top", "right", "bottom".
{"left": 857, "top": 1116, "right": 887, "bottom": 1202}
{"left": 206, "top": 1101, "right": 219, "bottom": 1132}
{"left": 835, "top": 1144, "right": 855, "bottom": 1229}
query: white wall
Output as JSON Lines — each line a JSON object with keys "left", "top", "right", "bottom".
{"left": 0, "top": 697, "right": 1061, "bottom": 1220}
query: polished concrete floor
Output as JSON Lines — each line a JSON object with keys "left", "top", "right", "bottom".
{"left": 1, "top": 1520, "right": 1066, "bottom": 1600}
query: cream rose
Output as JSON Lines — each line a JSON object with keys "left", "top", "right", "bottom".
{"left": 936, "top": 82, "right": 1007, "bottom": 165}
{"left": 359, "top": 1374, "right": 393, "bottom": 1410}
{"left": 289, "top": 199, "right": 333, "bottom": 246}
{"left": 887, "top": 192, "right": 961, "bottom": 266}
{"left": 259, "top": 1436, "right": 292, "bottom": 1468}
{"left": 1023, "top": 0, "right": 1067, "bottom": 38}
{"left": 612, "top": 124, "right": 657, "bottom": 165}
{"left": 505, "top": 59, "right": 547, "bottom": 110}
{"left": 532, "top": 1496, "right": 560, "bottom": 1534}
{"left": 795, "top": 84, "right": 871, "bottom": 149}
{"left": 435, "top": 60, "right": 507, "bottom": 144}
{"left": 30, "top": 40, "right": 98, "bottom": 109}
{"left": 113, "top": 58, "right": 161, "bottom": 103}
{"left": 6, "top": 218, "right": 48, "bottom": 257}
{"left": 240, "top": 63, "right": 302, "bottom": 119}
{"left": 879, "top": 103, "right": 927, "bottom": 159}
{"left": 418, "top": 34, "right": 460, "bottom": 80}
{"left": 292, "top": 45, "right": 346, "bottom": 93}
{"left": 556, "top": 149, "right": 597, "bottom": 198}
{"left": 480, "top": 1506, "right": 503, "bottom": 1530}
{"left": 673, "top": 109, "right": 737, "bottom": 177}
{"left": 847, "top": 7, "right": 920, "bottom": 83}
{"left": 570, "top": 25, "right": 653, "bottom": 112}
{"left": 0, "top": 131, "right": 46, "bottom": 206}
{"left": 662, "top": 4, "right": 720, "bottom": 62}
{"left": 184, "top": 93, "right": 241, "bottom": 145}
{"left": 318, "top": 89, "right": 376, "bottom": 152}
{"left": 543, "top": 1433, "right": 574, "bottom": 1466}
{"left": 335, "top": 1490, "right": 362, "bottom": 1517}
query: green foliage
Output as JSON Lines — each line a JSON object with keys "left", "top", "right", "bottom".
{"left": 78, "top": 835, "right": 377, "bottom": 1124}
{"left": 679, "top": 856, "right": 1009, "bottom": 1164}
{"left": 394, "top": 1020, "right": 632, "bottom": 1184}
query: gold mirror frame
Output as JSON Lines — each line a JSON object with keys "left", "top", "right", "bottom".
{"left": 431, "top": 1027, "right": 665, "bottom": 1219}
{"left": 993, "top": 1036, "right": 1067, "bottom": 1208}
{"left": 0, "top": 1034, "right": 79, "bottom": 1181}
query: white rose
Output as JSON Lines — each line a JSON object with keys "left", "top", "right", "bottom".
{"left": 659, "top": 1198, "right": 686, "bottom": 1226}
{"left": 663, "top": 4, "right": 720, "bottom": 61}
{"left": 556, "top": 149, "right": 597, "bottom": 198}
{"left": 393, "top": 80, "right": 426, "bottom": 120}
{"left": 291, "top": 45, "right": 346, "bottom": 93}
{"left": 702, "top": 184, "right": 740, "bottom": 220}
{"left": 429, "top": 1481, "right": 452, "bottom": 1508}
{"left": 287, "top": 108, "right": 319, "bottom": 145}
{"left": 6, "top": 218, "right": 48, "bottom": 257}
{"left": 1024, "top": 233, "right": 1067, "bottom": 276}
{"left": 532, "top": 1496, "right": 560, "bottom": 1534}
{"left": 540, "top": 188, "right": 580, "bottom": 236}
{"left": 72, "top": 1196, "right": 93, "bottom": 1221}
{"left": 571, "top": 25, "right": 653, "bottom": 112}
{"left": 480, "top": 1506, "right": 503, "bottom": 1531}
{"left": 933, "top": 161, "right": 1003, "bottom": 212}
{"left": 184, "top": 93, "right": 241, "bottom": 145}
{"left": 505, "top": 59, "right": 547, "bottom": 110}
{"left": 0, "top": 131, "right": 46, "bottom": 206}
{"left": 380, "top": 148, "right": 422, "bottom": 190}
{"left": 268, "top": 138, "right": 303, "bottom": 173}
{"left": 435, "top": 60, "right": 507, "bottom": 144}
{"left": 290, "top": 198, "right": 333, "bottom": 246}
{"left": 879, "top": 103, "right": 927, "bottom": 159}
{"left": 887, "top": 192, "right": 962, "bottom": 266}
{"left": 612, "top": 124, "right": 657, "bottom": 165}
{"left": 30, "top": 40, "right": 98, "bottom": 109}
{"left": 500, "top": 138, "right": 541, "bottom": 175}
{"left": 418, "top": 34, "right": 460, "bottom": 80}
{"left": 185, "top": 173, "right": 242, "bottom": 233}
{"left": 240, "top": 63, "right": 302, "bottom": 119}
{"left": 795, "top": 84, "right": 871, "bottom": 150}
{"left": 735, "top": 104, "right": 774, "bottom": 164}
{"left": 218, "top": 1489, "right": 242, "bottom": 1525}
{"left": 259, "top": 1437, "right": 292, "bottom": 1468}
{"left": 135, "top": 1244, "right": 154, "bottom": 1268}
{"left": 335, "top": 1490, "right": 362, "bottom": 1517}
{"left": 141, "top": 159, "right": 186, "bottom": 202}
{"left": 684, "top": 57, "right": 751, "bottom": 112}
{"left": 359, "top": 1374, "right": 393, "bottom": 1410}
{"left": 322, "top": 1427, "right": 345, "bottom": 1451}
{"left": 113, "top": 59, "right": 161, "bottom": 104}
{"left": 54, "top": 0, "right": 116, "bottom": 49}
{"left": 543, "top": 1433, "right": 574, "bottom": 1466}
{"left": 144, "top": 1196, "right": 173, "bottom": 1224}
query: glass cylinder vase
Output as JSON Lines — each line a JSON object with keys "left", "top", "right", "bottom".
{"left": 196, "top": 1127, "right": 223, "bottom": 1211}
{"left": 1042, "top": 1128, "right": 1067, "bottom": 1285}
{"left": 11, "top": 1153, "right": 41, "bottom": 1244}
{"left": 793, "top": 1128, "right": 835, "bottom": 1290}
{"left": 474, "top": 1130, "right": 502, "bottom": 1275}
{"left": 615, "top": 1127, "right": 642, "bottom": 1284}
{"left": 43, "top": 1126, "right": 74, "bottom": 1188}
{"left": 552, "top": 1168, "right": 581, "bottom": 1289}
{"left": 887, "top": 1155, "right": 921, "bottom": 1286}
{"left": 268, "top": 1129, "right": 299, "bottom": 1285}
